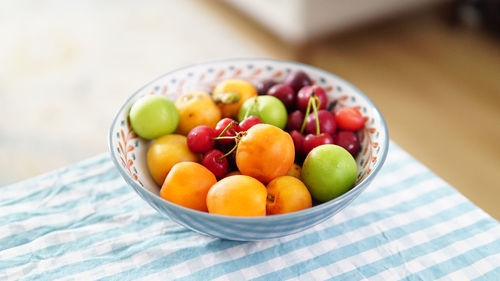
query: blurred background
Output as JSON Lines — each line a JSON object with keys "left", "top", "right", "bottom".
{"left": 1, "top": 0, "right": 499, "bottom": 219}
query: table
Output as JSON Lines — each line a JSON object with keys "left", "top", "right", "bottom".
{"left": 1, "top": 142, "right": 499, "bottom": 280}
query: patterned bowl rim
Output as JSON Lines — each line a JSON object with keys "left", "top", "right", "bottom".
{"left": 108, "top": 57, "right": 389, "bottom": 223}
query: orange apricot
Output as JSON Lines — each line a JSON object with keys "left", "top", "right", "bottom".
{"left": 286, "top": 163, "right": 302, "bottom": 180}
{"left": 266, "top": 176, "right": 312, "bottom": 215}
{"left": 224, "top": 171, "right": 241, "bottom": 178}
{"left": 147, "top": 134, "right": 200, "bottom": 186}
{"left": 160, "top": 162, "right": 217, "bottom": 212}
{"left": 212, "top": 79, "right": 257, "bottom": 118}
{"left": 236, "top": 124, "right": 294, "bottom": 183}
{"left": 206, "top": 175, "right": 267, "bottom": 216}
{"left": 175, "top": 91, "right": 221, "bottom": 135}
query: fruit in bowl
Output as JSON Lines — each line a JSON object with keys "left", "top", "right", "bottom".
{"left": 212, "top": 79, "right": 257, "bottom": 118}
{"left": 302, "top": 144, "right": 358, "bottom": 202}
{"left": 129, "top": 95, "right": 179, "bottom": 139}
{"left": 109, "top": 59, "right": 388, "bottom": 241}
{"left": 237, "top": 95, "right": 288, "bottom": 129}
{"left": 146, "top": 134, "right": 199, "bottom": 186}
{"left": 235, "top": 123, "right": 294, "bottom": 183}
{"left": 175, "top": 91, "right": 221, "bottom": 135}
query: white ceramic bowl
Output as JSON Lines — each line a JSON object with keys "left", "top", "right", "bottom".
{"left": 109, "top": 58, "right": 389, "bottom": 241}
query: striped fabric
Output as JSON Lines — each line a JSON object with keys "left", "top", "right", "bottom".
{"left": 1, "top": 142, "right": 499, "bottom": 281}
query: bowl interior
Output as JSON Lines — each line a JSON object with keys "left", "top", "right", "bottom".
{"left": 110, "top": 59, "right": 388, "bottom": 212}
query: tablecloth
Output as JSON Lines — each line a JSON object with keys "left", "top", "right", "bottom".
{"left": 1, "top": 142, "right": 499, "bottom": 281}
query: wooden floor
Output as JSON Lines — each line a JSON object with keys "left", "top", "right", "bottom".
{"left": 313, "top": 15, "right": 500, "bottom": 220}
{"left": 203, "top": 2, "right": 500, "bottom": 219}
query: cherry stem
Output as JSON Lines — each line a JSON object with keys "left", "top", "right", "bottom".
{"left": 311, "top": 96, "right": 321, "bottom": 135}
{"left": 216, "top": 121, "right": 235, "bottom": 138}
{"left": 300, "top": 97, "right": 313, "bottom": 134}
{"left": 219, "top": 142, "right": 238, "bottom": 160}
{"left": 218, "top": 131, "right": 246, "bottom": 160}
{"left": 212, "top": 136, "right": 237, "bottom": 140}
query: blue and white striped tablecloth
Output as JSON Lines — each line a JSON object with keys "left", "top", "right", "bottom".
{"left": 1, "top": 142, "right": 499, "bottom": 280}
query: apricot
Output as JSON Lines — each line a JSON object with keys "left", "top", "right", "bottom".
{"left": 212, "top": 79, "right": 257, "bottom": 118}
{"left": 175, "top": 91, "right": 221, "bottom": 135}
{"left": 160, "top": 162, "right": 217, "bottom": 212}
{"left": 287, "top": 163, "right": 302, "bottom": 180}
{"left": 147, "top": 134, "right": 200, "bottom": 186}
{"left": 206, "top": 175, "right": 267, "bottom": 216}
{"left": 236, "top": 124, "right": 294, "bottom": 183}
{"left": 224, "top": 171, "right": 241, "bottom": 178}
{"left": 266, "top": 176, "right": 312, "bottom": 215}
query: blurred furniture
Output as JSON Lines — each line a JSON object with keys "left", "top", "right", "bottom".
{"left": 224, "top": 0, "right": 451, "bottom": 45}
{"left": 451, "top": 0, "right": 500, "bottom": 35}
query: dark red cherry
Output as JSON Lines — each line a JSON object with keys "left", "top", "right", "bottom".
{"left": 284, "top": 70, "right": 312, "bottom": 93}
{"left": 201, "top": 149, "right": 229, "bottom": 179}
{"left": 303, "top": 133, "right": 334, "bottom": 155}
{"left": 238, "top": 116, "right": 263, "bottom": 132}
{"left": 256, "top": 80, "right": 277, "bottom": 95}
{"left": 290, "top": 130, "right": 306, "bottom": 156}
{"left": 334, "top": 131, "right": 360, "bottom": 157}
{"left": 187, "top": 125, "right": 216, "bottom": 153}
{"left": 214, "top": 118, "right": 238, "bottom": 146}
{"left": 286, "top": 110, "right": 305, "bottom": 132}
{"left": 297, "top": 86, "right": 327, "bottom": 113}
{"left": 305, "top": 110, "right": 337, "bottom": 136}
{"left": 267, "top": 84, "right": 295, "bottom": 110}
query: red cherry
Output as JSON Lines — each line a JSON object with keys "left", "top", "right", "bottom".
{"left": 286, "top": 110, "right": 305, "bottom": 132}
{"left": 238, "top": 116, "right": 263, "bottom": 131}
{"left": 201, "top": 149, "right": 229, "bottom": 179}
{"left": 186, "top": 126, "right": 216, "bottom": 153}
{"left": 334, "top": 131, "right": 360, "bottom": 157}
{"left": 305, "top": 110, "right": 336, "bottom": 136}
{"left": 334, "top": 107, "right": 365, "bottom": 131}
{"left": 256, "top": 80, "right": 277, "bottom": 95}
{"left": 297, "top": 86, "right": 327, "bottom": 112}
{"left": 214, "top": 118, "right": 238, "bottom": 146}
{"left": 290, "top": 130, "right": 305, "bottom": 155}
{"left": 267, "top": 84, "right": 295, "bottom": 110}
{"left": 284, "top": 70, "right": 312, "bottom": 93}
{"left": 303, "top": 133, "right": 334, "bottom": 155}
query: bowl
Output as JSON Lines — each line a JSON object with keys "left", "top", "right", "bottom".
{"left": 109, "top": 58, "right": 389, "bottom": 241}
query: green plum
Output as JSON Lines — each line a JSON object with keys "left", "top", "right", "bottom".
{"left": 237, "top": 95, "right": 287, "bottom": 129}
{"left": 301, "top": 144, "right": 358, "bottom": 202}
{"left": 129, "top": 95, "right": 179, "bottom": 139}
